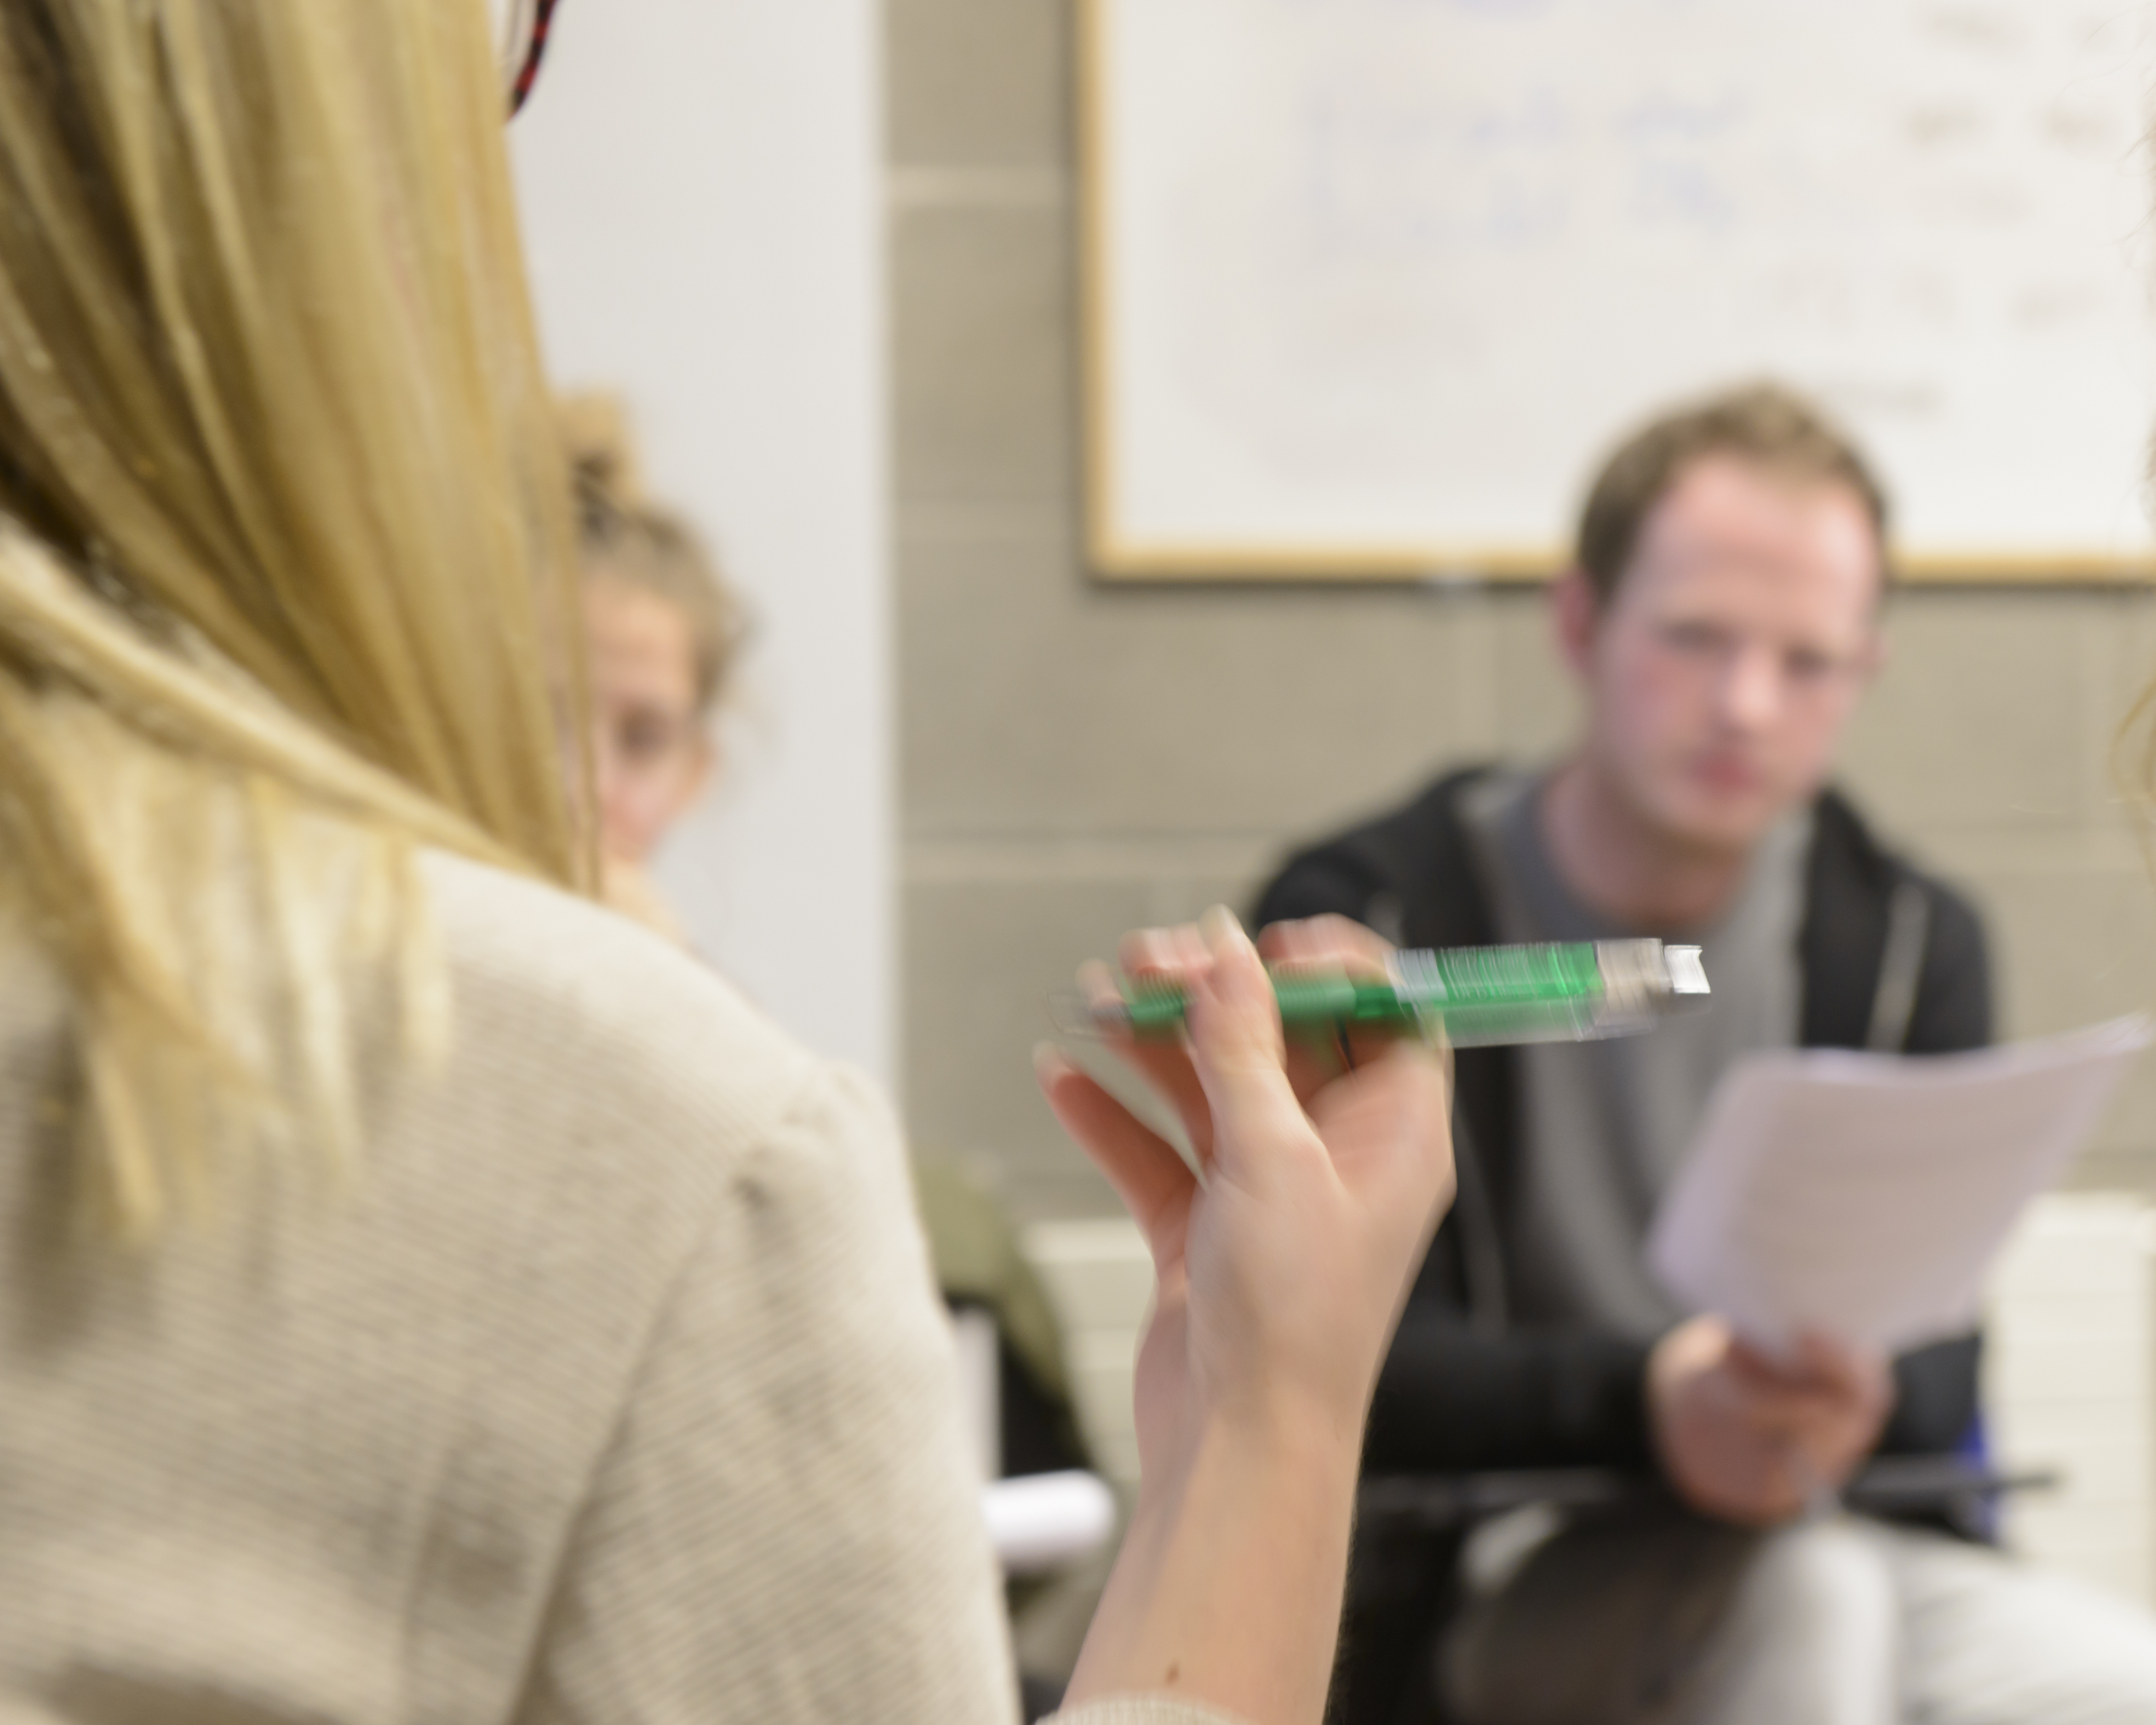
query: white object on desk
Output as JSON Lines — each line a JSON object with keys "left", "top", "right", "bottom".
{"left": 1649, "top": 1018, "right": 2152, "bottom": 1353}
{"left": 983, "top": 1471, "right": 1120, "bottom": 1577}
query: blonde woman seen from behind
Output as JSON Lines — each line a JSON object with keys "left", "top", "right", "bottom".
{"left": 0, "top": 7, "right": 1453, "bottom": 1725}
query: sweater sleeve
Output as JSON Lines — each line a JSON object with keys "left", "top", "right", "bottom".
{"left": 1872, "top": 878, "right": 1993, "bottom": 1459}
{"left": 515, "top": 1064, "right": 1019, "bottom": 1725}
{"left": 1364, "top": 1304, "right": 1657, "bottom": 1473}
{"left": 1903, "top": 878, "right": 1993, "bottom": 1057}
{"left": 1251, "top": 848, "right": 1388, "bottom": 939}
{"left": 1049, "top": 1701, "right": 1252, "bottom": 1725}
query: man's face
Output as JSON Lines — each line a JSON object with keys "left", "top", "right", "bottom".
{"left": 1565, "top": 454, "right": 1883, "bottom": 854}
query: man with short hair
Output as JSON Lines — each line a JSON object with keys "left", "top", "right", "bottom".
{"left": 1256, "top": 383, "right": 2156, "bottom": 1725}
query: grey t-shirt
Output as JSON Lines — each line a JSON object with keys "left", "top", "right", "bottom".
{"left": 1460, "top": 770, "right": 1810, "bottom": 1341}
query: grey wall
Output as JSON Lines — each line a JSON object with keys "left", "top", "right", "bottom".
{"left": 889, "top": 0, "right": 2156, "bottom": 1223}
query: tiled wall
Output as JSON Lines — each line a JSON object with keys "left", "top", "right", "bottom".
{"left": 1990, "top": 1195, "right": 2156, "bottom": 1606}
{"left": 888, "top": 0, "right": 2156, "bottom": 1222}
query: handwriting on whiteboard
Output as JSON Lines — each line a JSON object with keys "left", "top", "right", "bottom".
{"left": 1095, "top": 0, "right": 2156, "bottom": 564}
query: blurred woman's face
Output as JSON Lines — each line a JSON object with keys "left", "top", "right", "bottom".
{"left": 583, "top": 576, "right": 712, "bottom": 865}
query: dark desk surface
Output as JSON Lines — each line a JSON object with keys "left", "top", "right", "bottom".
{"left": 1358, "top": 1456, "right": 2058, "bottom": 1532}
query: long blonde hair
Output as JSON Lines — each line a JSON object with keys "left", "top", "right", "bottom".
{"left": 0, "top": 1, "right": 586, "bottom": 1236}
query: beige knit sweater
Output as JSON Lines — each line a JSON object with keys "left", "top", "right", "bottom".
{"left": 0, "top": 853, "right": 1241, "bottom": 1725}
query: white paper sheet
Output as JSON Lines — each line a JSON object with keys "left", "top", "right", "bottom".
{"left": 1648, "top": 1018, "right": 2153, "bottom": 1354}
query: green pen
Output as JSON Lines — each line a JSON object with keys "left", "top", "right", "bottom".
{"left": 1061, "top": 939, "right": 1708, "bottom": 1049}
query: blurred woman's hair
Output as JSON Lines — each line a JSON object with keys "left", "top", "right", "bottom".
{"left": 561, "top": 394, "right": 748, "bottom": 716}
{"left": 0, "top": 1, "right": 586, "bottom": 1236}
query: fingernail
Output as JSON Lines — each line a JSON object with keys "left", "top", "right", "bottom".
{"left": 1199, "top": 903, "right": 1243, "bottom": 951}
{"left": 1031, "top": 1041, "right": 1068, "bottom": 1083}
{"left": 1076, "top": 958, "right": 1119, "bottom": 1006}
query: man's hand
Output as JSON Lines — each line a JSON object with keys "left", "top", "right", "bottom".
{"left": 1648, "top": 1315, "right": 1894, "bottom": 1526}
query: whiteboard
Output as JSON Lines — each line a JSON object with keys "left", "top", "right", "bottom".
{"left": 1082, "top": 0, "right": 2156, "bottom": 581}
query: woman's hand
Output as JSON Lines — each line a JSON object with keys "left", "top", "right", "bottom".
{"left": 1038, "top": 908, "right": 1452, "bottom": 1471}
{"left": 1038, "top": 908, "right": 1454, "bottom": 1724}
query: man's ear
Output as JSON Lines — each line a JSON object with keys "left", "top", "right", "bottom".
{"left": 1551, "top": 567, "right": 1601, "bottom": 679}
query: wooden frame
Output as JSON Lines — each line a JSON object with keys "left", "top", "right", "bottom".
{"left": 1075, "top": 0, "right": 2156, "bottom": 587}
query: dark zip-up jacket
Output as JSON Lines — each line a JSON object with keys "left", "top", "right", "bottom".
{"left": 1253, "top": 765, "right": 1991, "bottom": 1476}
